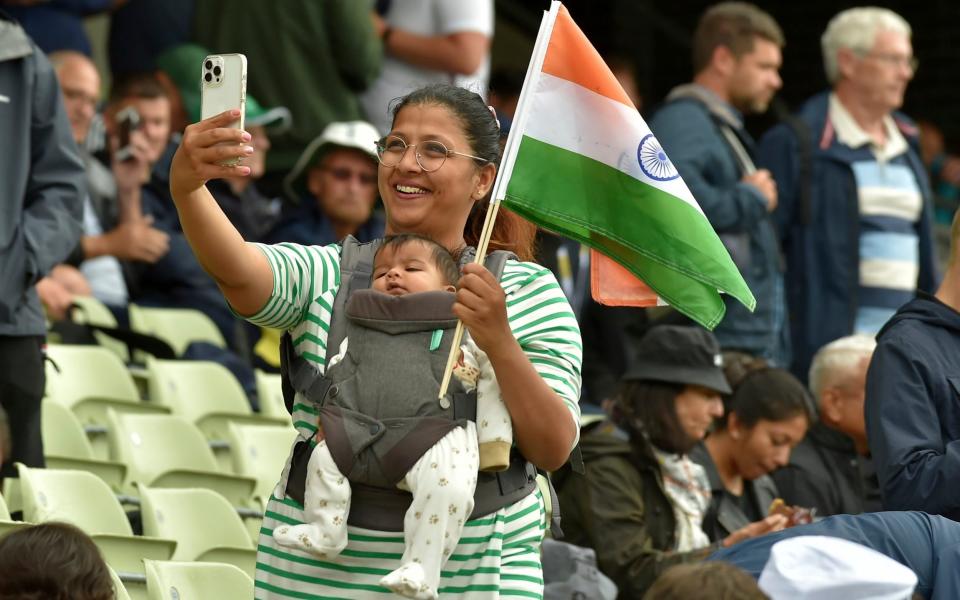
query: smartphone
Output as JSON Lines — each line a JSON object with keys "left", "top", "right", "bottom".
{"left": 114, "top": 106, "right": 140, "bottom": 162}
{"left": 200, "top": 53, "right": 247, "bottom": 166}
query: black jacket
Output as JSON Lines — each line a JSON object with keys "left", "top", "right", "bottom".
{"left": 770, "top": 421, "right": 881, "bottom": 517}
{"left": 866, "top": 292, "right": 960, "bottom": 520}
{"left": 690, "top": 442, "right": 778, "bottom": 541}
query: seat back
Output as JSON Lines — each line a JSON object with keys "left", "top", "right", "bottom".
{"left": 144, "top": 560, "right": 254, "bottom": 600}
{"left": 107, "top": 564, "right": 133, "bottom": 600}
{"left": 16, "top": 463, "right": 132, "bottom": 536}
{"left": 0, "top": 489, "right": 10, "bottom": 520}
{"left": 254, "top": 369, "right": 289, "bottom": 421}
{"left": 146, "top": 357, "right": 251, "bottom": 424}
{"left": 228, "top": 422, "right": 297, "bottom": 507}
{"left": 106, "top": 411, "right": 219, "bottom": 489}
{"left": 139, "top": 485, "right": 252, "bottom": 560}
{"left": 45, "top": 344, "right": 141, "bottom": 408}
{"left": 130, "top": 305, "right": 226, "bottom": 356}
{"left": 42, "top": 400, "right": 96, "bottom": 459}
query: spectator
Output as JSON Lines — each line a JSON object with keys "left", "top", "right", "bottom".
{"left": 555, "top": 326, "right": 786, "bottom": 598}
{"left": 3, "top": 0, "right": 116, "bottom": 56}
{"left": 268, "top": 121, "right": 385, "bottom": 246}
{"left": 758, "top": 7, "right": 937, "bottom": 381}
{"left": 691, "top": 361, "right": 812, "bottom": 542}
{"left": 643, "top": 562, "right": 767, "bottom": 600}
{"left": 865, "top": 209, "right": 960, "bottom": 520}
{"left": 46, "top": 51, "right": 170, "bottom": 319}
{"left": 0, "top": 12, "right": 84, "bottom": 480}
{"left": 361, "top": 0, "right": 493, "bottom": 134}
{"left": 193, "top": 0, "right": 383, "bottom": 175}
{"left": 649, "top": 2, "right": 787, "bottom": 366}
{"left": 0, "top": 522, "right": 114, "bottom": 600}
{"left": 771, "top": 335, "right": 881, "bottom": 516}
{"left": 709, "top": 511, "right": 960, "bottom": 599}
{"left": 916, "top": 119, "right": 960, "bottom": 270}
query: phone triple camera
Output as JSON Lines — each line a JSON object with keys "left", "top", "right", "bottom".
{"left": 202, "top": 56, "right": 225, "bottom": 86}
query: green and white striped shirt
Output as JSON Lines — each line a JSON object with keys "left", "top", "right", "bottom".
{"left": 249, "top": 242, "right": 582, "bottom": 599}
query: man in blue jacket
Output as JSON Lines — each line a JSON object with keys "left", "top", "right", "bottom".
{"left": 758, "top": 7, "right": 937, "bottom": 381}
{"left": 650, "top": 3, "right": 787, "bottom": 366}
{"left": 865, "top": 210, "right": 960, "bottom": 521}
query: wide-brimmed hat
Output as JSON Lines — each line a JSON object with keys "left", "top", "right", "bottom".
{"left": 156, "top": 43, "right": 291, "bottom": 131}
{"left": 282, "top": 120, "right": 380, "bottom": 202}
{"left": 621, "top": 325, "right": 731, "bottom": 394}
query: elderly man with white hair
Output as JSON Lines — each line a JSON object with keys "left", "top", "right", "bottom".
{"left": 770, "top": 335, "right": 882, "bottom": 516}
{"left": 758, "top": 7, "right": 938, "bottom": 384}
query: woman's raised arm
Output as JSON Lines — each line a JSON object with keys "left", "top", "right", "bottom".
{"left": 169, "top": 109, "right": 274, "bottom": 316}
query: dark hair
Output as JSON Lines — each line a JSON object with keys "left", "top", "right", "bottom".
{"left": 109, "top": 71, "right": 168, "bottom": 103}
{"left": 612, "top": 380, "right": 698, "bottom": 454}
{"left": 0, "top": 522, "right": 114, "bottom": 600}
{"left": 643, "top": 562, "right": 768, "bottom": 600}
{"left": 692, "top": 2, "right": 784, "bottom": 74}
{"left": 377, "top": 233, "right": 460, "bottom": 286}
{"left": 717, "top": 366, "right": 814, "bottom": 431}
{"left": 390, "top": 84, "right": 538, "bottom": 261}
{"left": 0, "top": 403, "right": 10, "bottom": 462}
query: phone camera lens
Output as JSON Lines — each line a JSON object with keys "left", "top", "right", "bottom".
{"left": 213, "top": 65, "right": 222, "bottom": 76}
{"left": 204, "top": 72, "right": 213, "bottom": 82}
{"left": 205, "top": 60, "right": 213, "bottom": 70}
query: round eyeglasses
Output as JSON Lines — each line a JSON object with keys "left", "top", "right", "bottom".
{"left": 374, "top": 135, "right": 488, "bottom": 172}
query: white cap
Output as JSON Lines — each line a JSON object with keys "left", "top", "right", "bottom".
{"left": 283, "top": 120, "right": 381, "bottom": 201}
{"left": 758, "top": 536, "right": 918, "bottom": 600}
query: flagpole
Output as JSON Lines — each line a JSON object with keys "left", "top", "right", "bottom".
{"left": 438, "top": 2, "right": 562, "bottom": 400}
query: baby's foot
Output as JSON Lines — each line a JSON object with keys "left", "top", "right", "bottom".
{"left": 380, "top": 562, "right": 438, "bottom": 600}
{"left": 272, "top": 524, "right": 347, "bottom": 558}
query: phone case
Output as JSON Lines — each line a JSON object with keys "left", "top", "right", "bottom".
{"left": 200, "top": 53, "right": 247, "bottom": 166}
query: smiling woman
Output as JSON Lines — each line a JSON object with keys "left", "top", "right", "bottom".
{"left": 168, "top": 83, "right": 581, "bottom": 599}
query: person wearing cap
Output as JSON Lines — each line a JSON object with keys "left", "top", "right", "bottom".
{"left": 691, "top": 357, "right": 812, "bottom": 542}
{"left": 554, "top": 325, "right": 788, "bottom": 598}
{"left": 263, "top": 121, "right": 385, "bottom": 246}
{"left": 709, "top": 510, "right": 960, "bottom": 600}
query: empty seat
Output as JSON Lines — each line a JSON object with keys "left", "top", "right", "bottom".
{"left": 42, "top": 400, "right": 126, "bottom": 492}
{"left": 144, "top": 560, "right": 254, "bottom": 600}
{"left": 254, "top": 369, "right": 291, "bottom": 423}
{"left": 0, "top": 490, "right": 28, "bottom": 539}
{"left": 129, "top": 304, "right": 226, "bottom": 356}
{"left": 15, "top": 463, "right": 175, "bottom": 577}
{"left": 227, "top": 422, "right": 296, "bottom": 510}
{"left": 139, "top": 485, "right": 256, "bottom": 575}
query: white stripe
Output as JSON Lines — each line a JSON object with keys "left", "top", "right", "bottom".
{"left": 858, "top": 187, "right": 923, "bottom": 221}
{"left": 859, "top": 259, "right": 919, "bottom": 291}
{"left": 521, "top": 73, "right": 704, "bottom": 215}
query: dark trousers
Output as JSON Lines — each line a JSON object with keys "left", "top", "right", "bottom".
{"left": 0, "top": 336, "right": 45, "bottom": 479}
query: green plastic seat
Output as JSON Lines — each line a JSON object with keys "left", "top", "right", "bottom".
{"left": 0, "top": 489, "right": 27, "bottom": 539}
{"left": 42, "top": 400, "right": 127, "bottom": 492}
{"left": 144, "top": 560, "right": 254, "bottom": 600}
{"left": 255, "top": 369, "right": 291, "bottom": 423}
{"left": 70, "top": 295, "right": 129, "bottom": 362}
{"left": 108, "top": 564, "right": 133, "bottom": 600}
{"left": 15, "top": 463, "right": 176, "bottom": 576}
{"left": 129, "top": 304, "right": 226, "bottom": 356}
{"left": 139, "top": 485, "right": 255, "bottom": 576}
{"left": 227, "top": 422, "right": 297, "bottom": 510}
{"left": 105, "top": 411, "right": 257, "bottom": 510}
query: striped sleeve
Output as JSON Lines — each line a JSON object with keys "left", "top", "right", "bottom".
{"left": 502, "top": 260, "right": 583, "bottom": 445}
{"left": 245, "top": 242, "right": 341, "bottom": 330}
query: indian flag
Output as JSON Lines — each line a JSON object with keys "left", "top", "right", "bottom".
{"left": 495, "top": 2, "right": 755, "bottom": 329}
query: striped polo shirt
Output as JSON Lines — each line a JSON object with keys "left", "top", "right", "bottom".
{"left": 828, "top": 95, "right": 923, "bottom": 335}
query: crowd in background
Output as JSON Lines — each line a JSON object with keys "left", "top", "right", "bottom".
{"left": 3, "top": 0, "right": 960, "bottom": 599}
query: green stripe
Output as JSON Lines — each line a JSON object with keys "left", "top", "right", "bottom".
{"left": 506, "top": 283, "right": 563, "bottom": 307}
{"left": 509, "top": 297, "right": 570, "bottom": 322}
{"left": 499, "top": 589, "right": 543, "bottom": 599}
{"left": 257, "top": 544, "right": 391, "bottom": 575}
{"left": 504, "top": 136, "right": 755, "bottom": 329}
{"left": 256, "top": 562, "right": 389, "bottom": 593}
{"left": 291, "top": 402, "right": 318, "bottom": 416}
{"left": 255, "top": 580, "right": 354, "bottom": 600}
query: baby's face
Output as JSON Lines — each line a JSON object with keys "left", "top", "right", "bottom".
{"left": 372, "top": 242, "right": 454, "bottom": 296}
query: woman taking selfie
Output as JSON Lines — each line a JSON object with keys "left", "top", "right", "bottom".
{"left": 554, "top": 326, "right": 787, "bottom": 598}
{"left": 168, "top": 84, "right": 582, "bottom": 598}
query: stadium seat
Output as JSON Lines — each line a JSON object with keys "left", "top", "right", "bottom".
{"left": 227, "top": 422, "right": 297, "bottom": 509}
{"left": 70, "top": 295, "right": 130, "bottom": 362}
{"left": 138, "top": 485, "right": 256, "bottom": 575}
{"left": 45, "top": 344, "right": 169, "bottom": 459}
{"left": 144, "top": 560, "right": 254, "bottom": 600}
{"left": 254, "top": 369, "right": 291, "bottom": 423}
{"left": 105, "top": 411, "right": 257, "bottom": 511}
{"left": 0, "top": 491, "right": 29, "bottom": 539}
{"left": 15, "top": 464, "right": 176, "bottom": 577}
{"left": 129, "top": 304, "right": 226, "bottom": 356}
{"left": 42, "top": 400, "right": 126, "bottom": 493}
{"left": 108, "top": 564, "right": 133, "bottom": 600}
{"left": 145, "top": 357, "right": 288, "bottom": 469}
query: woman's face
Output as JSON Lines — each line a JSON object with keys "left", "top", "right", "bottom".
{"left": 674, "top": 385, "right": 725, "bottom": 442}
{"left": 378, "top": 103, "right": 495, "bottom": 248}
{"left": 730, "top": 414, "right": 808, "bottom": 480}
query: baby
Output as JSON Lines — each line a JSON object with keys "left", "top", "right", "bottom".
{"left": 273, "top": 234, "right": 513, "bottom": 600}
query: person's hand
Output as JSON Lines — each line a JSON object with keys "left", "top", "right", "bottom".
{"left": 742, "top": 169, "right": 778, "bottom": 212}
{"left": 454, "top": 262, "right": 514, "bottom": 356}
{"left": 170, "top": 109, "right": 252, "bottom": 198}
{"left": 112, "top": 129, "right": 152, "bottom": 194}
{"left": 104, "top": 216, "right": 170, "bottom": 263}
{"left": 371, "top": 12, "right": 388, "bottom": 38}
{"left": 721, "top": 513, "right": 788, "bottom": 548}
{"left": 36, "top": 277, "right": 74, "bottom": 321}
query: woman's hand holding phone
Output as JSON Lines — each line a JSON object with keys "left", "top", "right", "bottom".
{"left": 170, "top": 110, "right": 252, "bottom": 198}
